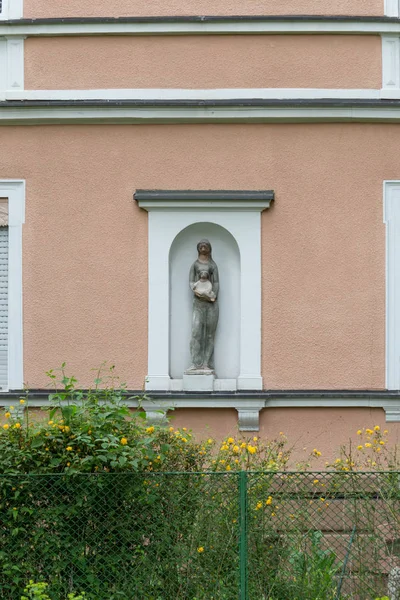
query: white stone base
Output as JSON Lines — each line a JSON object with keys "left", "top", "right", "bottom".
{"left": 183, "top": 373, "right": 215, "bottom": 391}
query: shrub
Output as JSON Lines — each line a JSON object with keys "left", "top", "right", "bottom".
{"left": 0, "top": 364, "right": 292, "bottom": 476}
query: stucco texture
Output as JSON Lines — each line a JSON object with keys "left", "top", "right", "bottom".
{"left": 0, "top": 123, "right": 390, "bottom": 389}
{"left": 24, "top": 35, "right": 382, "bottom": 91}
{"left": 170, "top": 407, "right": 400, "bottom": 464}
{"left": 24, "top": 0, "right": 383, "bottom": 18}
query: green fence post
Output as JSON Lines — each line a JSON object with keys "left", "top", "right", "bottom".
{"left": 239, "top": 470, "right": 248, "bottom": 600}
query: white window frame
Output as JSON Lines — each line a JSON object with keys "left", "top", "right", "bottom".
{"left": 0, "top": 180, "right": 25, "bottom": 390}
{"left": 384, "top": 181, "right": 400, "bottom": 390}
{"left": 0, "top": 0, "right": 23, "bottom": 20}
{"left": 385, "top": 0, "right": 400, "bottom": 17}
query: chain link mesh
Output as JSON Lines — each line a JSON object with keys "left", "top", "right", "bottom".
{"left": 0, "top": 472, "right": 399, "bottom": 599}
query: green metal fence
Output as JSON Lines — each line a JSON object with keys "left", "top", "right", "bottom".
{"left": 1, "top": 471, "right": 400, "bottom": 599}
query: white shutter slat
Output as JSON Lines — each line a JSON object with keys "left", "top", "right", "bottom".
{"left": 0, "top": 228, "right": 8, "bottom": 389}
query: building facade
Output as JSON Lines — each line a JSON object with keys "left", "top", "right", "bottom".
{"left": 2, "top": 0, "right": 400, "bottom": 457}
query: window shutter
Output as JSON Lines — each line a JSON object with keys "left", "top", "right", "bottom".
{"left": 0, "top": 227, "right": 8, "bottom": 389}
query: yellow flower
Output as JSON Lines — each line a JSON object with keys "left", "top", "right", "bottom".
{"left": 357, "top": 445, "right": 363, "bottom": 451}
{"left": 247, "top": 445, "right": 256, "bottom": 454}
{"left": 379, "top": 440, "right": 385, "bottom": 445}
{"left": 365, "top": 443, "right": 372, "bottom": 448}
{"left": 266, "top": 496, "right": 273, "bottom": 505}
{"left": 120, "top": 437, "right": 128, "bottom": 445}
{"left": 219, "top": 459, "right": 226, "bottom": 465}
{"left": 197, "top": 547, "right": 204, "bottom": 553}
{"left": 9, "top": 406, "right": 14, "bottom": 411}
{"left": 14, "top": 423, "right": 21, "bottom": 429}
{"left": 320, "top": 497, "right": 325, "bottom": 502}
{"left": 181, "top": 438, "right": 187, "bottom": 443}
{"left": 253, "top": 437, "right": 258, "bottom": 442}
{"left": 182, "top": 428, "right": 187, "bottom": 432}
{"left": 384, "top": 429, "right": 389, "bottom": 435}
{"left": 207, "top": 438, "right": 213, "bottom": 444}
{"left": 357, "top": 429, "right": 363, "bottom": 435}
{"left": 335, "top": 458, "right": 341, "bottom": 464}
{"left": 312, "top": 449, "right": 322, "bottom": 457}
{"left": 45, "top": 447, "right": 49, "bottom": 451}
{"left": 234, "top": 459, "right": 239, "bottom": 464}
{"left": 169, "top": 427, "right": 174, "bottom": 432}
{"left": 366, "top": 429, "right": 373, "bottom": 435}
{"left": 66, "top": 462, "right": 70, "bottom": 467}
{"left": 374, "top": 425, "right": 380, "bottom": 432}
{"left": 226, "top": 465, "right": 231, "bottom": 471}
{"left": 66, "top": 446, "right": 73, "bottom": 451}
{"left": 271, "top": 512, "right": 276, "bottom": 517}
{"left": 256, "top": 501, "right": 263, "bottom": 510}
{"left": 227, "top": 437, "right": 234, "bottom": 444}
{"left": 376, "top": 447, "right": 381, "bottom": 453}
{"left": 240, "top": 442, "right": 247, "bottom": 449}
{"left": 4, "top": 412, "right": 10, "bottom": 419}
{"left": 48, "top": 421, "right": 53, "bottom": 425}
{"left": 19, "top": 399, "right": 25, "bottom": 405}
{"left": 3, "top": 423, "right": 9, "bottom": 430}
{"left": 233, "top": 445, "right": 240, "bottom": 453}
{"left": 146, "top": 426, "right": 155, "bottom": 434}
{"left": 279, "top": 432, "right": 284, "bottom": 435}
{"left": 221, "top": 444, "right": 229, "bottom": 451}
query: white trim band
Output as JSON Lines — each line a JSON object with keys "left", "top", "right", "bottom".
{"left": 5, "top": 89, "right": 382, "bottom": 102}
{"left": 1, "top": 18, "right": 400, "bottom": 37}
{"left": 4, "top": 104, "right": 400, "bottom": 124}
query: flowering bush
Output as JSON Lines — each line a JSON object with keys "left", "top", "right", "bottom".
{"left": 325, "top": 425, "right": 394, "bottom": 471}
{"left": 0, "top": 365, "right": 295, "bottom": 476}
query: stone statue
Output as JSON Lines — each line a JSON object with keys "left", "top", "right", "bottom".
{"left": 186, "top": 239, "right": 219, "bottom": 373}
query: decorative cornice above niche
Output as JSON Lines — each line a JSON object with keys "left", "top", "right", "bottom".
{"left": 134, "top": 189, "right": 274, "bottom": 211}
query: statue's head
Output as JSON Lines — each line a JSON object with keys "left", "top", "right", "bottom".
{"left": 197, "top": 239, "right": 212, "bottom": 256}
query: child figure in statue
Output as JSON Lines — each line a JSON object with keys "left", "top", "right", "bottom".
{"left": 192, "top": 270, "right": 216, "bottom": 302}
{"left": 187, "top": 239, "right": 219, "bottom": 373}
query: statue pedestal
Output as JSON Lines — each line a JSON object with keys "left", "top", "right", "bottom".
{"left": 183, "top": 370, "right": 215, "bottom": 391}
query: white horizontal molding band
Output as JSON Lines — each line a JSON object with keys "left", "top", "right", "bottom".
{"left": 3, "top": 19, "right": 400, "bottom": 37}
{"left": 4, "top": 105, "right": 400, "bottom": 124}
{"left": 0, "top": 396, "right": 397, "bottom": 409}
{"left": 5, "top": 89, "right": 382, "bottom": 101}
{"left": 1, "top": 396, "right": 399, "bottom": 423}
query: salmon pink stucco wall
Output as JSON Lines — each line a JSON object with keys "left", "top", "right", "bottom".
{"left": 24, "top": 35, "right": 382, "bottom": 91}
{"left": 170, "top": 407, "right": 400, "bottom": 465}
{"left": 23, "top": 0, "right": 384, "bottom": 18}
{"left": 0, "top": 123, "right": 391, "bottom": 389}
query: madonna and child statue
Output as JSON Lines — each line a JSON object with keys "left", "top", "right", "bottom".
{"left": 185, "top": 239, "right": 219, "bottom": 375}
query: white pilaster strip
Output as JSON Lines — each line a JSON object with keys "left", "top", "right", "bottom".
{"left": 382, "top": 35, "right": 400, "bottom": 89}
{"left": 385, "top": 0, "right": 400, "bottom": 17}
{"left": 146, "top": 211, "right": 172, "bottom": 390}
{"left": 5, "top": 37, "right": 25, "bottom": 91}
{"left": 0, "top": 38, "right": 6, "bottom": 100}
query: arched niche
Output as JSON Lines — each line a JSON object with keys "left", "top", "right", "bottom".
{"left": 169, "top": 222, "right": 240, "bottom": 380}
{"left": 135, "top": 189, "right": 274, "bottom": 391}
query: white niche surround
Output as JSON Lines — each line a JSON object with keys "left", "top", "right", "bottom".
{"left": 135, "top": 190, "right": 274, "bottom": 392}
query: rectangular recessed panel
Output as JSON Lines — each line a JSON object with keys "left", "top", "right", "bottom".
{"left": 0, "top": 227, "right": 8, "bottom": 390}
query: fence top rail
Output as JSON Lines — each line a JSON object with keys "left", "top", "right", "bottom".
{"left": 0, "top": 470, "right": 399, "bottom": 477}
